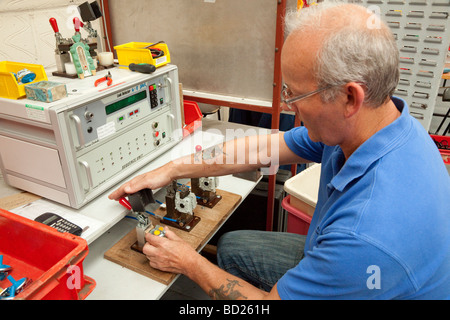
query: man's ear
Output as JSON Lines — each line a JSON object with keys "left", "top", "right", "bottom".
{"left": 343, "top": 82, "right": 365, "bottom": 118}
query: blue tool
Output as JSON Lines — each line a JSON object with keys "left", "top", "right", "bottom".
{"left": 0, "top": 255, "right": 12, "bottom": 281}
{"left": 0, "top": 275, "right": 29, "bottom": 300}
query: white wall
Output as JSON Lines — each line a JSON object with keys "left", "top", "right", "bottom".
{"left": 0, "top": 0, "right": 103, "bottom": 69}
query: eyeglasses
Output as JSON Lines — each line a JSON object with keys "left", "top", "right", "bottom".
{"left": 281, "top": 84, "right": 337, "bottom": 110}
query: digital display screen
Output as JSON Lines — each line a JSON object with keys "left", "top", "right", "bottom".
{"left": 105, "top": 90, "right": 147, "bottom": 115}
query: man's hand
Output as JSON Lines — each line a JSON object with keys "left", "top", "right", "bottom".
{"left": 143, "top": 226, "right": 198, "bottom": 274}
{"left": 108, "top": 163, "right": 175, "bottom": 201}
{"left": 143, "top": 226, "right": 281, "bottom": 300}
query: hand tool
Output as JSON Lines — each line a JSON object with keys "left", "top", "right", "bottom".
{"left": 49, "top": 17, "right": 72, "bottom": 73}
{"left": 0, "top": 275, "right": 31, "bottom": 300}
{"left": 119, "top": 197, "right": 132, "bottom": 210}
{"left": 74, "top": 16, "right": 99, "bottom": 39}
{"left": 116, "top": 63, "right": 156, "bottom": 74}
{"left": 94, "top": 71, "right": 112, "bottom": 87}
{"left": 49, "top": 17, "right": 72, "bottom": 46}
{"left": 143, "top": 41, "right": 166, "bottom": 57}
{"left": 73, "top": 16, "right": 81, "bottom": 34}
{"left": 0, "top": 255, "right": 12, "bottom": 281}
{"left": 143, "top": 41, "right": 165, "bottom": 49}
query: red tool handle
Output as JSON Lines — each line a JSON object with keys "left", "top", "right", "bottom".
{"left": 73, "top": 17, "right": 84, "bottom": 28}
{"left": 94, "top": 77, "right": 112, "bottom": 87}
{"left": 119, "top": 198, "right": 132, "bottom": 210}
{"left": 49, "top": 18, "right": 59, "bottom": 33}
{"left": 94, "top": 78, "right": 102, "bottom": 87}
{"left": 73, "top": 17, "right": 81, "bottom": 32}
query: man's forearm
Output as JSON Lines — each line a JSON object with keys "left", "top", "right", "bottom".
{"left": 184, "top": 253, "right": 277, "bottom": 300}
{"left": 169, "top": 133, "right": 282, "bottom": 180}
{"left": 109, "top": 132, "right": 306, "bottom": 200}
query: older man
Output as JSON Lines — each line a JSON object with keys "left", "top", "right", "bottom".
{"left": 109, "top": 2, "right": 449, "bottom": 299}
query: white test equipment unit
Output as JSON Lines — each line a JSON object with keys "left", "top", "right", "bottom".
{"left": 0, "top": 65, "right": 183, "bottom": 208}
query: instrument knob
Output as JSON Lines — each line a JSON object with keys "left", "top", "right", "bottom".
{"left": 84, "top": 111, "right": 94, "bottom": 121}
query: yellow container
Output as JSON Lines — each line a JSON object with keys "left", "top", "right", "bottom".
{"left": 114, "top": 42, "right": 171, "bottom": 69}
{"left": 0, "top": 61, "right": 48, "bottom": 99}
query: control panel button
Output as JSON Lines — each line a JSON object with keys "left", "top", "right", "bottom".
{"left": 149, "top": 84, "right": 158, "bottom": 109}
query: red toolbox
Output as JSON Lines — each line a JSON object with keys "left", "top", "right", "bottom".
{"left": 0, "top": 209, "right": 95, "bottom": 300}
{"left": 430, "top": 134, "right": 450, "bottom": 164}
{"left": 183, "top": 100, "right": 202, "bottom": 137}
{"left": 281, "top": 195, "right": 312, "bottom": 236}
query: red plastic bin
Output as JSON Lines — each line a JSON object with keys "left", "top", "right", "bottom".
{"left": 281, "top": 195, "right": 312, "bottom": 235}
{"left": 183, "top": 100, "right": 202, "bottom": 137}
{"left": 0, "top": 209, "right": 95, "bottom": 300}
{"left": 430, "top": 134, "right": 450, "bottom": 164}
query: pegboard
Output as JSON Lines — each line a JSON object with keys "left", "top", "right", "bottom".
{"left": 349, "top": 0, "right": 450, "bottom": 130}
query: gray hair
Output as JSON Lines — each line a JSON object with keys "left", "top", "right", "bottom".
{"left": 284, "top": 1, "right": 399, "bottom": 107}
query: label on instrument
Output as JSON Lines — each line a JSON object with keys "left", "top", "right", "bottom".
{"left": 25, "top": 104, "right": 46, "bottom": 122}
{"left": 97, "top": 121, "right": 116, "bottom": 140}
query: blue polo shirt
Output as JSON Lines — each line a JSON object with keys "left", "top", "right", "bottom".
{"left": 278, "top": 97, "right": 450, "bottom": 299}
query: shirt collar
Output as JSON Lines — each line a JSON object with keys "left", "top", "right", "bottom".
{"left": 329, "top": 97, "right": 412, "bottom": 192}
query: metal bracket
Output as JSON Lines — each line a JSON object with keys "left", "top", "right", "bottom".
{"left": 191, "top": 177, "right": 221, "bottom": 208}
{"left": 163, "top": 181, "right": 200, "bottom": 232}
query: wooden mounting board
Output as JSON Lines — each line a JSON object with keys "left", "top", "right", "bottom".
{"left": 104, "top": 189, "right": 241, "bottom": 285}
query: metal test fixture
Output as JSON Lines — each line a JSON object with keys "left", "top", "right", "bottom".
{"left": 122, "top": 177, "right": 221, "bottom": 252}
{"left": 0, "top": 65, "right": 183, "bottom": 208}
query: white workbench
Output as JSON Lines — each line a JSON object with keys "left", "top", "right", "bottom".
{"left": 0, "top": 118, "right": 270, "bottom": 300}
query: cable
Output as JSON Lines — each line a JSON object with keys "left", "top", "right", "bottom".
{"left": 145, "top": 210, "right": 177, "bottom": 222}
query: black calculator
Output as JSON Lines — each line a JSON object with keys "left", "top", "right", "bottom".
{"left": 34, "top": 212, "right": 83, "bottom": 236}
